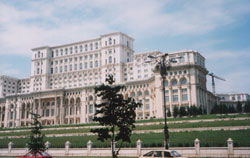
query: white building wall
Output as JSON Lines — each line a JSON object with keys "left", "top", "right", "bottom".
{"left": 0, "top": 32, "right": 223, "bottom": 128}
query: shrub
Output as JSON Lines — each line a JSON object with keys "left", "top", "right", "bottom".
{"left": 167, "top": 110, "right": 171, "bottom": 117}
{"left": 237, "top": 101, "right": 242, "bottom": 113}
{"left": 173, "top": 106, "right": 179, "bottom": 118}
{"left": 179, "top": 107, "right": 187, "bottom": 117}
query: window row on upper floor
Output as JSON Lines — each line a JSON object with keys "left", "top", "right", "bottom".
{"left": 50, "top": 53, "right": 101, "bottom": 65}
{"left": 51, "top": 61, "right": 100, "bottom": 74}
{"left": 51, "top": 42, "right": 100, "bottom": 58}
{"left": 164, "top": 78, "right": 188, "bottom": 87}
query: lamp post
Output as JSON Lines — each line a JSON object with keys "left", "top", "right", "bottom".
{"left": 147, "top": 53, "right": 180, "bottom": 149}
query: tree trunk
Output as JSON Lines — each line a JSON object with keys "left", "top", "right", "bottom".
{"left": 111, "top": 126, "right": 115, "bottom": 158}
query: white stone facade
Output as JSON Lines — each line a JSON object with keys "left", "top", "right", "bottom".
{"left": 217, "top": 93, "right": 250, "bottom": 107}
{"left": 0, "top": 32, "right": 216, "bottom": 127}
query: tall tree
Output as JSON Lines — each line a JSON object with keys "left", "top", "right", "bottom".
{"left": 179, "top": 106, "right": 187, "bottom": 117}
{"left": 173, "top": 106, "right": 179, "bottom": 118}
{"left": 91, "top": 75, "right": 140, "bottom": 158}
{"left": 167, "top": 110, "right": 171, "bottom": 117}
{"left": 27, "top": 112, "right": 46, "bottom": 156}
{"left": 237, "top": 101, "right": 242, "bottom": 113}
{"left": 244, "top": 101, "right": 250, "bottom": 113}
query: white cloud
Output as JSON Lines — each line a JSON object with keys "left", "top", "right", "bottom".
{"left": 204, "top": 49, "right": 250, "bottom": 94}
{"left": 0, "top": 64, "right": 21, "bottom": 77}
{"left": 214, "top": 71, "right": 250, "bottom": 94}
{"left": 0, "top": 0, "right": 249, "bottom": 56}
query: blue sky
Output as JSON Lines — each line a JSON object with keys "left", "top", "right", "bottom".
{"left": 0, "top": 0, "right": 250, "bottom": 94}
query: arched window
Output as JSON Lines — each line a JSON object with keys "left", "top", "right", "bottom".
{"left": 138, "top": 91, "right": 142, "bottom": 97}
{"left": 131, "top": 92, "right": 135, "bottom": 97}
{"left": 145, "top": 91, "right": 149, "bottom": 96}
{"left": 89, "top": 96, "right": 93, "bottom": 101}
{"left": 109, "top": 56, "right": 112, "bottom": 64}
{"left": 164, "top": 81, "right": 168, "bottom": 86}
{"left": 172, "top": 79, "right": 178, "bottom": 86}
{"left": 181, "top": 78, "right": 187, "bottom": 85}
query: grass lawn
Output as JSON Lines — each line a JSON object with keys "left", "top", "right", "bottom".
{"left": 1, "top": 113, "right": 249, "bottom": 132}
{"left": 1, "top": 129, "right": 249, "bottom": 148}
{"left": 0, "top": 157, "right": 136, "bottom": 158}
{"left": 0, "top": 119, "right": 249, "bottom": 137}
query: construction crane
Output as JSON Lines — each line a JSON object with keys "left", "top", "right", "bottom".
{"left": 208, "top": 73, "right": 226, "bottom": 94}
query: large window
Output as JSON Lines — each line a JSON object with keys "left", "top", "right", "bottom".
{"left": 109, "top": 56, "right": 112, "bottom": 64}
{"left": 164, "top": 81, "right": 168, "bottom": 86}
{"left": 95, "top": 42, "right": 98, "bottom": 49}
{"left": 46, "top": 109, "right": 50, "bottom": 117}
{"left": 173, "top": 95, "right": 178, "bottom": 102}
{"left": 51, "top": 109, "right": 55, "bottom": 116}
{"left": 65, "top": 48, "right": 68, "bottom": 55}
{"left": 85, "top": 44, "right": 88, "bottom": 51}
{"left": 138, "top": 91, "right": 142, "bottom": 97}
{"left": 90, "top": 61, "right": 93, "bottom": 68}
{"left": 172, "top": 79, "right": 178, "bottom": 86}
{"left": 80, "top": 45, "right": 83, "bottom": 52}
{"left": 70, "top": 47, "right": 73, "bottom": 54}
{"left": 64, "top": 65, "right": 67, "bottom": 72}
{"left": 60, "top": 66, "right": 62, "bottom": 73}
{"left": 182, "top": 88, "right": 187, "bottom": 93}
{"left": 181, "top": 78, "right": 187, "bottom": 85}
{"left": 90, "top": 43, "right": 93, "bottom": 50}
{"left": 182, "top": 94, "right": 188, "bottom": 101}
{"left": 70, "top": 65, "right": 72, "bottom": 71}
{"left": 131, "top": 92, "right": 135, "bottom": 97}
{"left": 165, "top": 96, "right": 169, "bottom": 102}
{"left": 74, "top": 64, "right": 77, "bottom": 71}
{"left": 95, "top": 61, "right": 98, "bottom": 67}
{"left": 89, "top": 104, "right": 93, "bottom": 113}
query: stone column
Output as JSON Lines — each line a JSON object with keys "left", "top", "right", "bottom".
{"left": 87, "top": 140, "right": 93, "bottom": 155}
{"left": 16, "top": 102, "right": 21, "bottom": 127}
{"left": 80, "top": 99, "right": 86, "bottom": 123}
{"left": 65, "top": 141, "right": 71, "bottom": 154}
{"left": 45, "top": 141, "right": 51, "bottom": 152}
{"left": 227, "top": 138, "right": 233, "bottom": 155}
{"left": 4, "top": 102, "right": 10, "bottom": 127}
{"left": 194, "top": 138, "right": 200, "bottom": 155}
{"left": 149, "top": 93, "right": 154, "bottom": 118}
{"left": 142, "top": 93, "right": 145, "bottom": 119}
{"left": 60, "top": 97, "right": 64, "bottom": 125}
{"left": 178, "top": 85, "right": 181, "bottom": 107}
{"left": 8, "top": 141, "right": 14, "bottom": 153}
{"left": 86, "top": 101, "right": 89, "bottom": 123}
{"left": 73, "top": 98, "right": 77, "bottom": 124}
{"left": 137, "top": 139, "right": 142, "bottom": 156}
{"left": 54, "top": 97, "right": 57, "bottom": 125}
{"left": 38, "top": 99, "right": 42, "bottom": 116}
{"left": 169, "top": 87, "right": 173, "bottom": 113}
{"left": 187, "top": 84, "right": 192, "bottom": 107}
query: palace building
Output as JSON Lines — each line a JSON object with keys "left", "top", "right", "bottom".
{"left": 0, "top": 32, "right": 217, "bottom": 128}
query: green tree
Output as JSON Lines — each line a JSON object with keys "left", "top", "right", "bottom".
{"left": 179, "top": 107, "right": 187, "bottom": 117}
{"left": 198, "top": 106, "right": 203, "bottom": 115}
{"left": 237, "top": 101, "right": 242, "bottom": 113}
{"left": 173, "top": 106, "right": 179, "bottom": 118}
{"left": 27, "top": 112, "right": 46, "bottom": 156}
{"left": 91, "top": 75, "right": 140, "bottom": 158}
{"left": 244, "top": 101, "right": 250, "bottom": 113}
{"left": 203, "top": 108, "right": 207, "bottom": 115}
{"left": 228, "top": 105, "right": 236, "bottom": 113}
{"left": 211, "top": 103, "right": 219, "bottom": 114}
{"left": 167, "top": 110, "right": 171, "bottom": 117}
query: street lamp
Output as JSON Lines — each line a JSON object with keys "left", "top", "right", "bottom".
{"left": 147, "top": 53, "right": 181, "bottom": 149}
